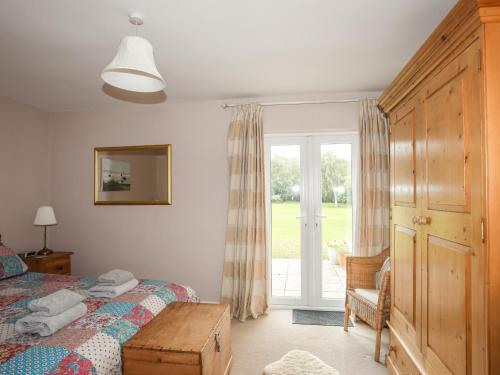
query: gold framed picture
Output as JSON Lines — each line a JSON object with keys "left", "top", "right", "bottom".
{"left": 94, "top": 145, "right": 172, "bottom": 205}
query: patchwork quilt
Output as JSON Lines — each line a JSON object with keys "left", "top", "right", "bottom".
{"left": 0, "top": 272, "right": 199, "bottom": 374}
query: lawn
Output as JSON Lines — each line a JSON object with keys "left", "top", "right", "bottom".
{"left": 271, "top": 201, "right": 352, "bottom": 259}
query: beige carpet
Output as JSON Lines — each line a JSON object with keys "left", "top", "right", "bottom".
{"left": 230, "top": 309, "right": 388, "bottom": 375}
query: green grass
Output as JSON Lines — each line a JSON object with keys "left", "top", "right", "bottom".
{"left": 271, "top": 201, "right": 352, "bottom": 259}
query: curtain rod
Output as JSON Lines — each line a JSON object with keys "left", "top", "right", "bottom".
{"left": 221, "top": 97, "right": 377, "bottom": 109}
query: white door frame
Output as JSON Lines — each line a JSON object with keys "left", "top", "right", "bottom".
{"left": 310, "top": 133, "right": 359, "bottom": 308}
{"left": 265, "top": 132, "right": 359, "bottom": 309}
{"left": 264, "top": 135, "right": 309, "bottom": 307}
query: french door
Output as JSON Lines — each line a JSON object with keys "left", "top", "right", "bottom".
{"left": 265, "top": 133, "right": 358, "bottom": 308}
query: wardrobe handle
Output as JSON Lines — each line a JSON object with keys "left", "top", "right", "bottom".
{"left": 418, "top": 216, "right": 431, "bottom": 225}
{"left": 412, "top": 216, "right": 419, "bottom": 225}
{"left": 214, "top": 333, "right": 221, "bottom": 352}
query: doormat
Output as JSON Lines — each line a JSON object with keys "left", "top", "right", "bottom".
{"left": 292, "top": 309, "right": 353, "bottom": 327}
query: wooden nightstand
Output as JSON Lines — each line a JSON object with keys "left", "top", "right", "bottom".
{"left": 21, "top": 251, "right": 73, "bottom": 275}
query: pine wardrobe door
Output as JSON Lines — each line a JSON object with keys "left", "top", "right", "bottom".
{"left": 389, "top": 96, "right": 422, "bottom": 352}
{"left": 420, "top": 40, "right": 485, "bottom": 375}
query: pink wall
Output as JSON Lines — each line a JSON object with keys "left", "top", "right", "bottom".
{"left": 48, "top": 98, "right": 361, "bottom": 301}
{"left": 2, "top": 94, "right": 365, "bottom": 301}
{"left": 49, "top": 102, "right": 230, "bottom": 301}
{"left": 0, "top": 96, "right": 52, "bottom": 251}
{"left": 264, "top": 101, "right": 359, "bottom": 134}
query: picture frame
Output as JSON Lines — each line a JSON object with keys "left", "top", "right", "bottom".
{"left": 94, "top": 144, "right": 172, "bottom": 205}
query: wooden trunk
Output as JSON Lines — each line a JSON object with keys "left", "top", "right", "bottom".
{"left": 379, "top": 1, "right": 500, "bottom": 374}
{"left": 123, "top": 302, "right": 232, "bottom": 375}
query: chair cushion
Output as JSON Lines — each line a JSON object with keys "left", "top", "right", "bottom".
{"left": 353, "top": 288, "right": 379, "bottom": 305}
{"left": 263, "top": 350, "right": 339, "bottom": 375}
{"left": 375, "top": 257, "right": 391, "bottom": 290}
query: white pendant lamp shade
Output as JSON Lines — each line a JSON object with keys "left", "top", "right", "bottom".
{"left": 101, "top": 36, "right": 165, "bottom": 92}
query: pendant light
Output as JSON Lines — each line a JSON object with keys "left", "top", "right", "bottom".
{"left": 101, "top": 14, "right": 165, "bottom": 93}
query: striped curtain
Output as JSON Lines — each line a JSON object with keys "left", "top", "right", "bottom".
{"left": 221, "top": 104, "right": 268, "bottom": 321}
{"left": 357, "top": 99, "right": 390, "bottom": 257}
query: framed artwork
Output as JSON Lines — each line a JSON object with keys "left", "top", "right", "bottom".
{"left": 94, "top": 145, "right": 172, "bottom": 205}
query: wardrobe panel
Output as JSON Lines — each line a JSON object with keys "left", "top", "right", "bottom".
{"left": 425, "top": 70, "right": 470, "bottom": 213}
{"left": 426, "top": 235, "right": 470, "bottom": 375}
{"left": 393, "top": 111, "right": 417, "bottom": 207}
{"left": 393, "top": 225, "right": 416, "bottom": 327}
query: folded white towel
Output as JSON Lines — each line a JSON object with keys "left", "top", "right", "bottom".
{"left": 28, "top": 289, "right": 84, "bottom": 317}
{"left": 97, "top": 269, "right": 135, "bottom": 286}
{"left": 88, "top": 278, "right": 139, "bottom": 298}
{"left": 15, "top": 302, "right": 87, "bottom": 336}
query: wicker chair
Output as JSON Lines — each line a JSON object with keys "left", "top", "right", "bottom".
{"left": 343, "top": 248, "right": 390, "bottom": 362}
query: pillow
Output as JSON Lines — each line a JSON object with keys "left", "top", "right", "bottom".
{"left": 0, "top": 244, "right": 28, "bottom": 280}
{"left": 375, "top": 257, "right": 391, "bottom": 290}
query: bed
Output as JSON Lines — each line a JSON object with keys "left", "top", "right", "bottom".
{"left": 0, "top": 271, "right": 199, "bottom": 374}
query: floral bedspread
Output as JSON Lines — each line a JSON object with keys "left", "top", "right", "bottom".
{"left": 0, "top": 272, "right": 199, "bottom": 374}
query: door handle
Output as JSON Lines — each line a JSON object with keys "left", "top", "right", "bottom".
{"left": 314, "top": 215, "right": 326, "bottom": 228}
{"left": 315, "top": 215, "right": 327, "bottom": 228}
{"left": 296, "top": 216, "right": 308, "bottom": 227}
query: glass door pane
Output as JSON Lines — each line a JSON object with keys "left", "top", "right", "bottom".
{"left": 266, "top": 134, "right": 358, "bottom": 307}
{"left": 270, "top": 145, "right": 302, "bottom": 298}
{"left": 320, "top": 143, "right": 352, "bottom": 300}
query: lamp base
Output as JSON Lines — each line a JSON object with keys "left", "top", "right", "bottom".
{"left": 36, "top": 248, "right": 53, "bottom": 256}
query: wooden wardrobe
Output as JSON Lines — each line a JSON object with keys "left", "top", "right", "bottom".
{"left": 378, "top": 1, "right": 500, "bottom": 374}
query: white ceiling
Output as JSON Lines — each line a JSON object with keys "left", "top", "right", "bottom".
{"left": 0, "top": 0, "right": 457, "bottom": 112}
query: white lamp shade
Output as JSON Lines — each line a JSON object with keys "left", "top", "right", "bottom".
{"left": 34, "top": 206, "right": 57, "bottom": 226}
{"left": 101, "top": 36, "right": 165, "bottom": 93}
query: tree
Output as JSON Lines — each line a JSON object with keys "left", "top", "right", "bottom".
{"left": 321, "top": 152, "right": 351, "bottom": 205}
{"left": 271, "top": 155, "right": 300, "bottom": 201}
{"left": 270, "top": 152, "right": 351, "bottom": 205}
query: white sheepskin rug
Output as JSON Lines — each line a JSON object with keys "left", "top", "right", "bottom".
{"left": 263, "top": 350, "right": 339, "bottom": 375}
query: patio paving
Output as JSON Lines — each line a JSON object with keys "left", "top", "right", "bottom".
{"left": 272, "top": 259, "right": 347, "bottom": 300}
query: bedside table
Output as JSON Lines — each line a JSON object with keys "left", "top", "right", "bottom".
{"left": 21, "top": 251, "right": 74, "bottom": 275}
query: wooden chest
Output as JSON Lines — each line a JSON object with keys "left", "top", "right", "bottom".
{"left": 123, "top": 302, "right": 232, "bottom": 375}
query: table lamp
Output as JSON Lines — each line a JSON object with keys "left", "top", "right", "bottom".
{"left": 34, "top": 206, "right": 57, "bottom": 256}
